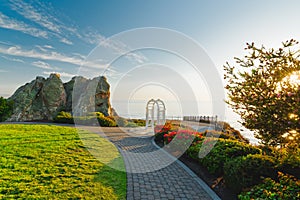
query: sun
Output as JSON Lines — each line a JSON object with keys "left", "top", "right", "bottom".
{"left": 286, "top": 71, "right": 300, "bottom": 86}
{"left": 276, "top": 70, "right": 300, "bottom": 92}
{"left": 288, "top": 71, "right": 300, "bottom": 86}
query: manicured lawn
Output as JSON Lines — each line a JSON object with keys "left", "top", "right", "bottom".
{"left": 0, "top": 124, "right": 126, "bottom": 199}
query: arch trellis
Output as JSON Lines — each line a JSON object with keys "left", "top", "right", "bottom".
{"left": 145, "top": 99, "right": 166, "bottom": 128}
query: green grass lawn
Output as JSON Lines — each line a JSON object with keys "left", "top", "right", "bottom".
{"left": 0, "top": 124, "right": 126, "bottom": 199}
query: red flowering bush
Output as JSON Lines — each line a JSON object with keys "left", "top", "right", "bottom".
{"left": 154, "top": 122, "right": 172, "bottom": 134}
{"left": 163, "top": 129, "right": 203, "bottom": 145}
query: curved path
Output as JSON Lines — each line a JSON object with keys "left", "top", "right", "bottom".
{"left": 88, "top": 127, "right": 221, "bottom": 200}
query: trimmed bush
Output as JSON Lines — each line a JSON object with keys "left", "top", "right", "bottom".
{"left": 53, "top": 111, "right": 74, "bottom": 124}
{"left": 54, "top": 111, "right": 117, "bottom": 127}
{"left": 224, "top": 154, "right": 278, "bottom": 193}
{"left": 278, "top": 154, "right": 300, "bottom": 179}
{"left": 259, "top": 145, "right": 300, "bottom": 178}
{"left": 125, "top": 122, "right": 139, "bottom": 127}
{"left": 238, "top": 172, "right": 300, "bottom": 200}
{"left": 130, "top": 119, "right": 146, "bottom": 127}
{"left": 203, "top": 130, "right": 237, "bottom": 140}
{"left": 97, "top": 115, "right": 117, "bottom": 127}
{"left": 189, "top": 138, "right": 261, "bottom": 175}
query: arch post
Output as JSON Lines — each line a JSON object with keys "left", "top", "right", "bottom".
{"left": 145, "top": 99, "right": 166, "bottom": 128}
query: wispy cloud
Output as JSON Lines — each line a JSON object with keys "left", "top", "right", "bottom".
{"left": 3, "top": 1, "right": 147, "bottom": 65}
{"left": 60, "top": 38, "right": 73, "bottom": 45}
{"left": 1, "top": 55, "right": 25, "bottom": 63}
{"left": 82, "top": 30, "right": 147, "bottom": 64}
{"left": 0, "top": 12, "right": 48, "bottom": 39}
{"left": 32, "top": 61, "right": 55, "bottom": 70}
{"left": 0, "top": 45, "right": 106, "bottom": 68}
{"left": 43, "top": 45, "right": 54, "bottom": 49}
{"left": 9, "top": 0, "right": 61, "bottom": 33}
{"left": 9, "top": 0, "right": 73, "bottom": 45}
{"left": 43, "top": 71, "right": 76, "bottom": 78}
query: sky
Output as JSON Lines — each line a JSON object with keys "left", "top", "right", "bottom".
{"left": 1, "top": 0, "right": 300, "bottom": 122}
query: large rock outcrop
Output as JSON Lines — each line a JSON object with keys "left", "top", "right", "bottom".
{"left": 7, "top": 74, "right": 112, "bottom": 121}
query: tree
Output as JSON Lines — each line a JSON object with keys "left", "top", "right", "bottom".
{"left": 0, "top": 97, "right": 14, "bottom": 122}
{"left": 224, "top": 39, "right": 300, "bottom": 147}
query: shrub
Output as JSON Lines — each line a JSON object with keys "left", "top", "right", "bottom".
{"left": 97, "top": 115, "right": 117, "bottom": 127}
{"left": 224, "top": 154, "right": 278, "bottom": 193}
{"left": 130, "top": 119, "right": 146, "bottom": 127}
{"left": 238, "top": 172, "right": 300, "bottom": 200}
{"left": 54, "top": 111, "right": 117, "bottom": 127}
{"left": 195, "top": 139, "right": 261, "bottom": 176}
{"left": 125, "top": 122, "right": 138, "bottom": 127}
{"left": 154, "top": 130, "right": 169, "bottom": 145}
{"left": 154, "top": 122, "right": 172, "bottom": 134}
{"left": 186, "top": 142, "right": 203, "bottom": 159}
{"left": 0, "top": 97, "right": 14, "bottom": 122}
{"left": 53, "top": 111, "right": 74, "bottom": 124}
{"left": 278, "top": 153, "right": 300, "bottom": 179}
{"left": 154, "top": 122, "right": 173, "bottom": 144}
{"left": 203, "top": 130, "right": 236, "bottom": 140}
{"left": 260, "top": 144, "right": 300, "bottom": 178}
{"left": 164, "top": 129, "right": 203, "bottom": 145}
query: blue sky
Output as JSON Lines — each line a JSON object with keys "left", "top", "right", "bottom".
{"left": 1, "top": 0, "right": 300, "bottom": 120}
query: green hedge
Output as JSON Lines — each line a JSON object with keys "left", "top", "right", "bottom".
{"left": 53, "top": 111, "right": 74, "bottom": 124}
{"left": 224, "top": 154, "right": 278, "bottom": 193}
{"left": 54, "top": 111, "right": 116, "bottom": 127}
{"left": 238, "top": 172, "right": 300, "bottom": 200}
{"left": 97, "top": 116, "right": 117, "bottom": 127}
{"left": 187, "top": 138, "right": 261, "bottom": 175}
{"left": 278, "top": 154, "right": 300, "bottom": 179}
{"left": 260, "top": 145, "right": 300, "bottom": 178}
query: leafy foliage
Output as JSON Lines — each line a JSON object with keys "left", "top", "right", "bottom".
{"left": 0, "top": 97, "right": 13, "bottom": 122}
{"left": 238, "top": 172, "right": 300, "bottom": 200}
{"left": 187, "top": 139, "right": 261, "bottom": 175}
{"left": 0, "top": 124, "right": 126, "bottom": 199}
{"left": 224, "top": 154, "right": 278, "bottom": 193}
{"left": 54, "top": 111, "right": 117, "bottom": 127}
{"left": 54, "top": 111, "right": 145, "bottom": 128}
{"left": 53, "top": 111, "right": 74, "bottom": 124}
{"left": 224, "top": 39, "right": 300, "bottom": 146}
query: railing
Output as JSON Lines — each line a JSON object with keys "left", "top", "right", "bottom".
{"left": 183, "top": 115, "right": 218, "bottom": 124}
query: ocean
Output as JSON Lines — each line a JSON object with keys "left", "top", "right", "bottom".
{"left": 111, "top": 100, "right": 260, "bottom": 145}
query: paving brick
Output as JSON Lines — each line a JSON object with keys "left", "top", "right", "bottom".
{"left": 93, "top": 128, "right": 220, "bottom": 200}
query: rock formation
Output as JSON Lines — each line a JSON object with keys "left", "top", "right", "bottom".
{"left": 7, "top": 73, "right": 113, "bottom": 121}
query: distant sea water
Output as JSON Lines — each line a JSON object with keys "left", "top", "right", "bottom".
{"left": 112, "top": 100, "right": 260, "bottom": 145}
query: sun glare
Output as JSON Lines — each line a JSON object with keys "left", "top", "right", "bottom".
{"left": 276, "top": 71, "right": 300, "bottom": 92}
{"left": 284, "top": 71, "right": 300, "bottom": 86}
{"left": 289, "top": 72, "right": 300, "bottom": 85}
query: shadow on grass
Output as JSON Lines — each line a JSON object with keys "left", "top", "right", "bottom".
{"left": 94, "top": 156, "right": 127, "bottom": 200}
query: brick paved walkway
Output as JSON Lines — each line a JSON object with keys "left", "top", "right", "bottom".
{"left": 97, "top": 127, "right": 221, "bottom": 200}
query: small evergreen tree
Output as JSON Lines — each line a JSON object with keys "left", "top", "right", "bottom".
{"left": 224, "top": 39, "right": 300, "bottom": 147}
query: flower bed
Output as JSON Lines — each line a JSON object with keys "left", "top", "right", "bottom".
{"left": 154, "top": 122, "right": 300, "bottom": 200}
